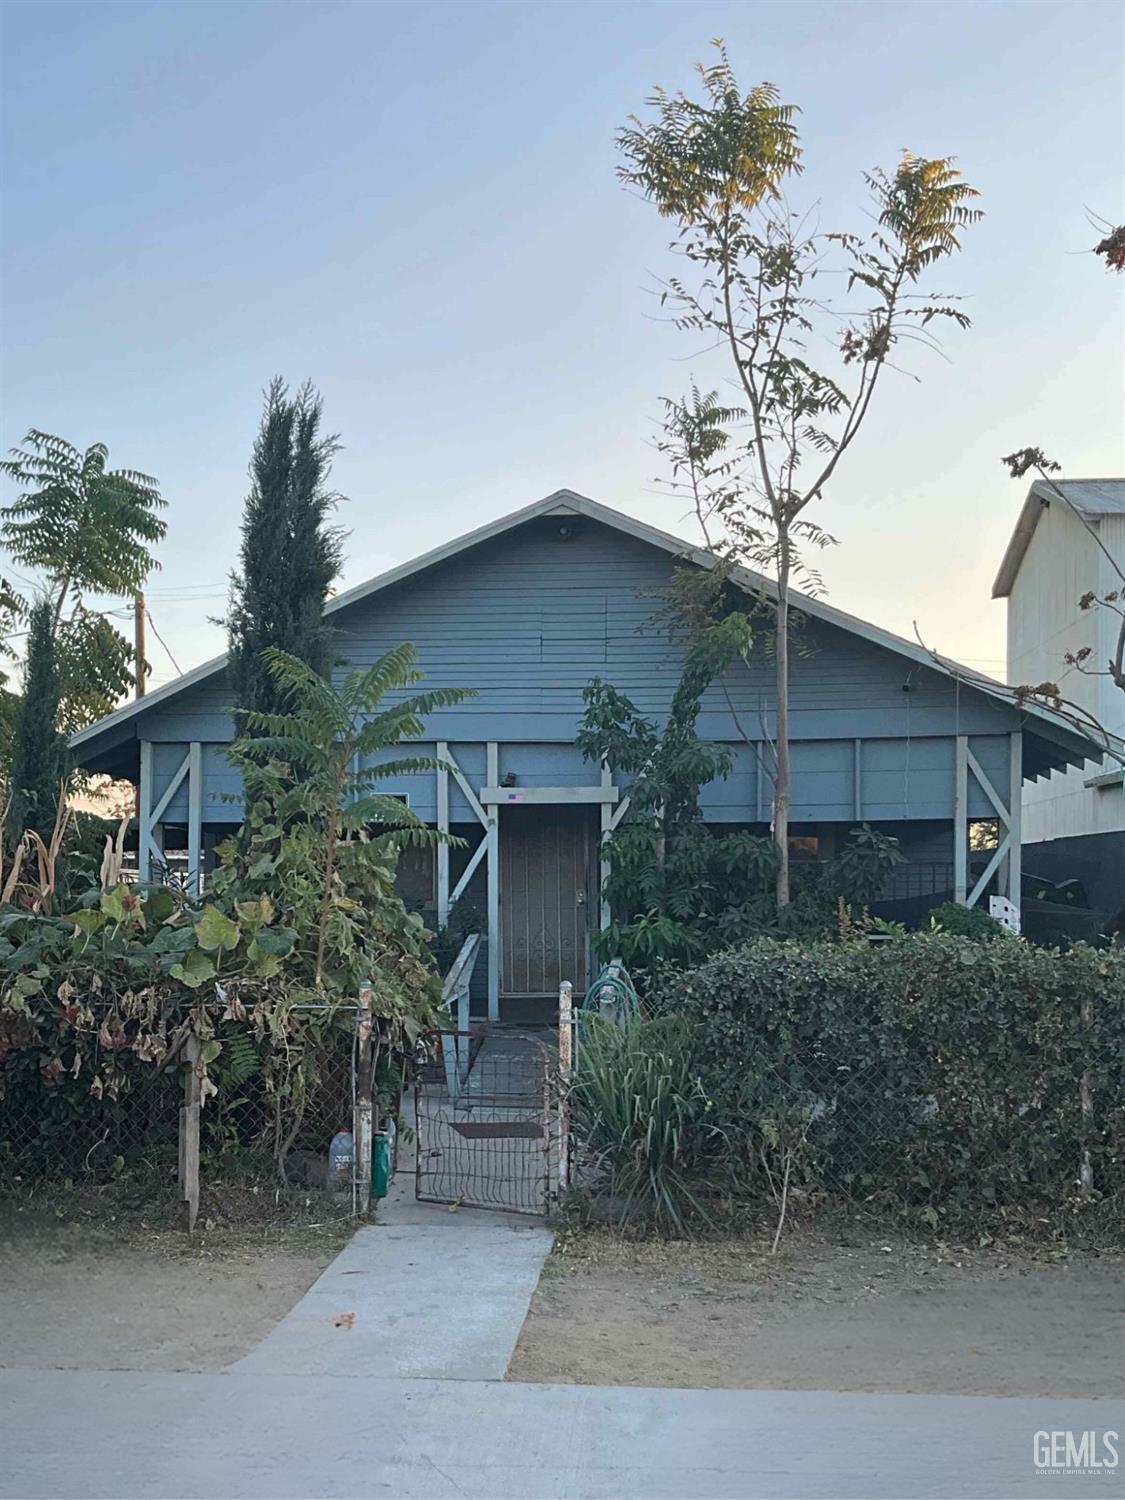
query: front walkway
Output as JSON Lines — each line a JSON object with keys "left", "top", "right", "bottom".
{"left": 232, "top": 1161, "right": 553, "bottom": 1381}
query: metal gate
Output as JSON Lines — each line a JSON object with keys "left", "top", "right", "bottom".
{"left": 415, "top": 1029, "right": 553, "bottom": 1216}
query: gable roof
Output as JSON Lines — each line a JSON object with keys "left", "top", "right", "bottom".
{"left": 992, "top": 477, "right": 1125, "bottom": 599}
{"left": 70, "top": 488, "right": 1111, "bottom": 775}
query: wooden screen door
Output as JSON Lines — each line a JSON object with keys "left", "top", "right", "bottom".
{"left": 500, "top": 806, "right": 595, "bottom": 996}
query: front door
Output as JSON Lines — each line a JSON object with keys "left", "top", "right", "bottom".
{"left": 500, "top": 805, "right": 595, "bottom": 996}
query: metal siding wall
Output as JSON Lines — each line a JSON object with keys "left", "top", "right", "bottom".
{"left": 1009, "top": 506, "right": 1123, "bottom": 843}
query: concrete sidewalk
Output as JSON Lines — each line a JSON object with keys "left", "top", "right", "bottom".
{"left": 1, "top": 1368, "right": 1119, "bottom": 1499}
{"left": 231, "top": 1164, "right": 553, "bottom": 1380}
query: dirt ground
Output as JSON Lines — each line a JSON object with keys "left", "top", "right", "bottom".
{"left": 0, "top": 1194, "right": 351, "bottom": 1371}
{"left": 508, "top": 1224, "right": 1125, "bottom": 1397}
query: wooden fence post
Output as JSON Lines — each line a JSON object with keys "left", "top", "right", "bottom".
{"left": 178, "top": 1031, "right": 201, "bottom": 1235}
{"left": 353, "top": 981, "right": 375, "bottom": 1216}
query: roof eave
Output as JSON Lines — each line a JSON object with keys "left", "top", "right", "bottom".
{"left": 69, "top": 487, "right": 1112, "bottom": 776}
{"left": 992, "top": 487, "right": 1048, "bottom": 598}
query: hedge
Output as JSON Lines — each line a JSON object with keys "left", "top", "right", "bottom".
{"left": 647, "top": 934, "right": 1124, "bottom": 1228}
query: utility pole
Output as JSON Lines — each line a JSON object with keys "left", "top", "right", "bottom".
{"left": 134, "top": 592, "right": 146, "bottom": 699}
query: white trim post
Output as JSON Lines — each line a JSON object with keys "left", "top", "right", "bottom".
{"left": 953, "top": 735, "right": 968, "bottom": 905}
{"left": 486, "top": 742, "right": 500, "bottom": 1021}
{"left": 436, "top": 741, "right": 450, "bottom": 928}
{"left": 138, "top": 740, "right": 154, "bottom": 883}
{"left": 1007, "top": 730, "right": 1022, "bottom": 908}
{"left": 187, "top": 741, "right": 203, "bottom": 897}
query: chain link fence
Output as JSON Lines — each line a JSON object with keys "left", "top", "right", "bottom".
{"left": 563, "top": 1011, "right": 1125, "bottom": 1243}
{"left": 0, "top": 999, "right": 367, "bottom": 1230}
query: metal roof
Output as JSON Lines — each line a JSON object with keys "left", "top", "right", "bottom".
{"left": 992, "top": 477, "right": 1125, "bottom": 599}
{"left": 70, "top": 488, "right": 1112, "bottom": 777}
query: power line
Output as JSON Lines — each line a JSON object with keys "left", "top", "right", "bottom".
{"left": 145, "top": 607, "right": 183, "bottom": 676}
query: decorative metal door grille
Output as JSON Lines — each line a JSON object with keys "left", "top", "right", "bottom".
{"left": 415, "top": 1030, "right": 553, "bottom": 1216}
{"left": 500, "top": 806, "right": 594, "bottom": 995}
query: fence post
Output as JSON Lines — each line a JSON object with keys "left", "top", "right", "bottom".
{"left": 557, "top": 979, "right": 573, "bottom": 1200}
{"left": 178, "top": 1030, "right": 201, "bottom": 1235}
{"left": 354, "top": 980, "right": 375, "bottom": 1216}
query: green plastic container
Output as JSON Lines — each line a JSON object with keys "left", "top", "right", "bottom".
{"left": 371, "top": 1131, "right": 392, "bottom": 1200}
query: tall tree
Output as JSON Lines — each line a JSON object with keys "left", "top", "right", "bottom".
{"left": 7, "top": 599, "right": 65, "bottom": 851}
{"left": 227, "top": 380, "right": 344, "bottom": 722}
{"left": 0, "top": 431, "right": 166, "bottom": 731}
{"left": 0, "top": 576, "right": 20, "bottom": 766}
{"left": 619, "top": 45, "right": 981, "bottom": 906}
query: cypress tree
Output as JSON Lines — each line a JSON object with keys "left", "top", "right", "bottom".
{"left": 8, "top": 598, "right": 65, "bottom": 848}
{"left": 227, "top": 379, "right": 343, "bottom": 721}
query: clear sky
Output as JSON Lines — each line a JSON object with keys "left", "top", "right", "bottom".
{"left": 1, "top": 0, "right": 1122, "bottom": 691}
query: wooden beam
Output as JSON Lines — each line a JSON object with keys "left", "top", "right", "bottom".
{"left": 449, "top": 834, "right": 488, "bottom": 906}
{"left": 138, "top": 740, "right": 154, "bottom": 882}
{"left": 486, "top": 743, "right": 500, "bottom": 1021}
{"left": 954, "top": 735, "right": 968, "bottom": 905}
{"left": 968, "top": 833, "right": 1010, "bottom": 909}
{"left": 965, "top": 747, "right": 1011, "bottom": 825}
{"left": 436, "top": 741, "right": 450, "bottom": 927}
{"left": 1007, "top": 731, "right": 1023, "bottom": 904}
{"left": 608, "top": 793, "right": 632, "bottom": 832}
{"left": 178, "top": 1032, "right": 201, "bottom": 1235}
{"left": 187, "top": 742, "right": 202, "bottom": 898}
{"left": 150, "top": 749, "right": 190, "bottom": 828}
{"left": 447, "top": 754, "right": 488, "bottom": 828}
{"left": 479, "top": 785, "right": 620, "bottom": 806}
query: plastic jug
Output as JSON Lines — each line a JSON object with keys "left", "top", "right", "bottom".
{"left": 328, "top": 1128, "right": 354, "bottom": 1192}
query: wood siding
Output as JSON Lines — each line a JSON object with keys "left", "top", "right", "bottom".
{"left": 104, "top": 516, "right": 1031, "bottom": 829}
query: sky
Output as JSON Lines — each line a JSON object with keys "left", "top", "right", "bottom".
{"left": 1, "top": 0, "right": 1122, "bottom": 691}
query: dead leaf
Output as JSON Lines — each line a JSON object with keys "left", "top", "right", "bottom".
{"left": 334, "top": 1312, "right": 356, "bottom": 1330}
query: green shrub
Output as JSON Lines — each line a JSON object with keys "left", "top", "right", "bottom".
{"left": 645, "top": 934, "right": 1125, "bottom": 1231}
{"left": 928, "top": 900, "right": 1006, "bottom": 940}
{"left": 571, "top": 1014, "right": 726, "bottom": 1232}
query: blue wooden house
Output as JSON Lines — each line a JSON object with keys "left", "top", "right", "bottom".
{"left": 69, "top": 490, "right": 1101, "bottom": 1016}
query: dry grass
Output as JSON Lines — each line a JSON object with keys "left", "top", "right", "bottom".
{"left": 0, "top": 1172, "right": 357, "bottom": 1261}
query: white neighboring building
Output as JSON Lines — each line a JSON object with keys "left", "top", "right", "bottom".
{"left": 993, "top": 477, "right": 1125, "bottom": 910}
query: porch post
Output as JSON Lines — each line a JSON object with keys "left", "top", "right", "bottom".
{"left": 1007, "top": 731, "right": 1022, "bottom": 905}
{"left": 486, "top": 742, "right": 500, "bottom": 1020}
{"left": 138, "top": 740, "right": 154, "bottom": 883}
{"left": 187, "top": 741, "right": 203, "bottom": 898}
{"left": 436, "top": 741, "right": 450, "bottom": 928}
{"left": 953, "top": 734, "right": 968, "bottom": 905}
